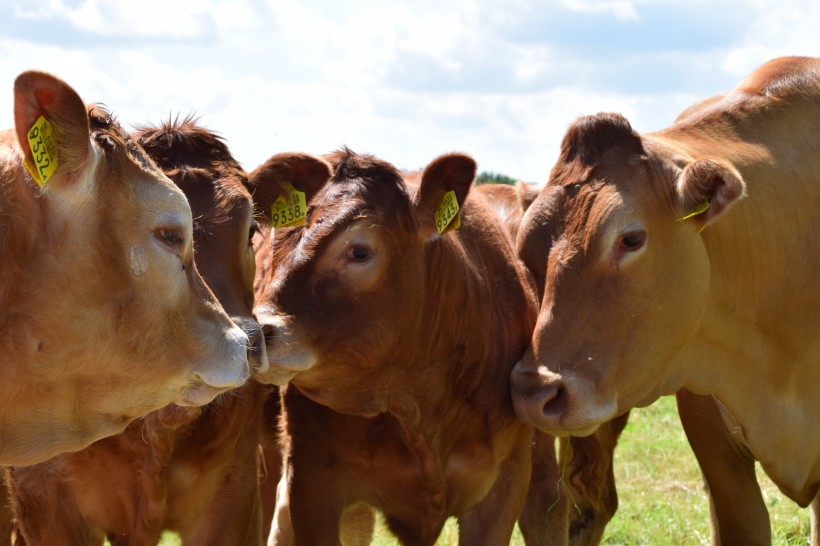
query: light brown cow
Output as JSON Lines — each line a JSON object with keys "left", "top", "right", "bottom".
{"left": 511, "top": 56, "right": 820, "bottom": 542}
{"left": 0, "top": 73, "right": 249, "bottom": 465}
{"left": 249, "top": 149, "right": 549, "bottom": 545}
{"left": 5, "top": 118, "right": 273, "bottom": 546}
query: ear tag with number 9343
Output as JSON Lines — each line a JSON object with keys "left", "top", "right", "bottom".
{"left": 435, "top": 190, "right": 461, "bottom": 234}
{"left": 271, "top": 183, "right": 307, "bottom": 228}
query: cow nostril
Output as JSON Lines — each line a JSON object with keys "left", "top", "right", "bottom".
{"left": 541, "top": 384, "right": 567, "bottom": 418}
{"left": 261, "top": 323, "right": 276, "bottom": 345}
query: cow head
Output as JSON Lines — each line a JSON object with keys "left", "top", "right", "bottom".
{"left": 511, "top": 113, "right": 745, "bottom": 436}
{"left": 3, "top": 72, "right": 249, "bottom": 462}
{"left": 248, "top": 149, "right": 475, "bottom": 416}
{"left": 134, "top": 117, "right": 269, "bottom": 375}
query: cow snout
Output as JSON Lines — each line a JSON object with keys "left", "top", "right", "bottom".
{"left": 233, "top": 315, "right": 270, "bottom": 374}
{"left": 181, "top": 324, "right": 250, "bottom": 407}
{"left": 511, "top": 363, "right": 567, "bottom": 428}
{"left": 252, "top": 313, "right": 318, "bottom": 385}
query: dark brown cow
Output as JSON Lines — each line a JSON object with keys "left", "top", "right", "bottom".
{"left": 0, "top": 73, "right": 249, "bottom": 465}
{"left": 5, "top": 118, "right": 271, "bottom": 546}
{"left": 511, "top": 56, "right": 820, "bottom": 543}
{"left": 249, "top": 149, "right": 550, "bottom": 545}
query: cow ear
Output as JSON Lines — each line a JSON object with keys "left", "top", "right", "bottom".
{"left": 14, "top": 71, "right": 91, "bottom": 190}
{"left": 515, "top": 180, "right": 539, "bottom": 212}
{"left": 246, "top": 152, "right": 333, "bottom": 225}
{"left": 412, "top": 153, "right": 477, "bottom": 241}
{"left": 675, "top": 158, "right": 746, "bottom": 229}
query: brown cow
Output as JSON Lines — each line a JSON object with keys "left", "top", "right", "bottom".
{"left": 5, "top": 118, "right": 272, "bottom": 546}
{"left": 474, "top": 182, "right": 630, "bottom": 545}
{"left": 0, "top": 73, "right": 249, "bottom": 465}
{"left": 249, "top": 149, "right": 549, "bottom": 545}
{"left": 511, "top": 56, "right": 820, "bottom": 542}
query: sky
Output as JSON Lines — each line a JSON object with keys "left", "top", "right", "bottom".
{"left": 1, "top": 0, "right": 818, "bottom": 183}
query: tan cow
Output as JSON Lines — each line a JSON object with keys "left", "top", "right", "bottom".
{"left": 511, "top": 56, "right": 820, "bottom": 542}
{"left": 5, "top": 118, "right": 273, "bottom": 546}
{"left": 0, "top": 72, "right": 249, "bottom": 466}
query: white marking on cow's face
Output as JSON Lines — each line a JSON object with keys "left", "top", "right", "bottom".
{"left": 129, "top": 245, "right": 149, "bottom": 275}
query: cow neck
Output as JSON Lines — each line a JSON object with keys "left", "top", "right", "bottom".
{"left": 385, "top": 224, "right": 527, "bottom": 439}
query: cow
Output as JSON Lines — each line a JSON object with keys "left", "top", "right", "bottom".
{"left": 0, "top": 72, "right": 249, "bottom": 465}
{"left": 5, "top": 117, "right": 275, "bottom": 546}
{"left": 510, "top": 56, "right": 820, "bottom": 543}
{"left": 248, "top": 149, "right": 558, "bottom": 545}
{"left": 474, "top": 181, "right": 630, "bottom": 545}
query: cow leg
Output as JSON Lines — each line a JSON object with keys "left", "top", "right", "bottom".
{"left": 458, "top": 429, "right": 532, "bottom": 546}
{"left": 177, "top": 458, "right": 264, "bottom": 546}
{"left": 677, "top": 389, "right": 771, "bottom": 546}
{"left": 811, "top": 493, "right": 820, "bottom": 546}
{"left": 271, "top": 444, "right": 347, "bottom": 546}
{"left": 517, "top": 430, "right": 568, "bottom": 546}
{"left": 339, "top": 503, "right": 375, "bottom": 546}
{"left": 267, "top": 466, "right": 294, "bottom": 546}
{"left": 259, "top": 387, "right": 283, "bottom": 541}
{"left": 565, "top": 413, "right": 629, "bottom": 546}
{"left": 1, "top": 472, "right": 14, "bottom": 546}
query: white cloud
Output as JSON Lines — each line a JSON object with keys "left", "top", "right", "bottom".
{"left": 1, "top": 0, "right": 819, "bottom": 182}
{"left": 555, "top": 0, "right": 644, "bottom": 21}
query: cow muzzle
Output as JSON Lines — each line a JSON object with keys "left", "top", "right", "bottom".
{"left": 510, "top": 359, "right": 611, "bottom": 437}
{"left": 253, "top": 313, "right": 318, "bottom": 385}
{"left": 180, "top": 323, "right": 251, "bottom": 406}
{"left": 232, "top": 315, "right": 270, "bottom": 374}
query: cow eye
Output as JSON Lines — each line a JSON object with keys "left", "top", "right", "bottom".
{"left": 248, "top": 222, "right": 260, "bottom": 248}
{"left": 346, "top": 245, "right": 372, "bottom": 262}
{"left": 156, "top": 227, "right": 184, "bottom": 249}
{"left": 619, "top": 230, "right": 646, "bottom": 251}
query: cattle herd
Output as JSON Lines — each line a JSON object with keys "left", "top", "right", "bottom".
{"left": 0, "top": 56, "right": 818, "bottom": 546}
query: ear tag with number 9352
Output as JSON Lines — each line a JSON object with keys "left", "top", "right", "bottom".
{"left": 435, "top": 190, "right": 461, "bottom": 234}
{"left": 25, "top": 116, "right": 59, "bottom": 187}
{"left": 271, "top": 183, "right": 307, "bottom": 228}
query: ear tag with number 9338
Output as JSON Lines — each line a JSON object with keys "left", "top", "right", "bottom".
{"left": 271, "top": 183, "right": 307, "bottom": 228}
{"left": 25, "top": 116, "right": 59, "bottom": 187}
{"left": 435, "top": 190, "right": 461, "bottom": 234}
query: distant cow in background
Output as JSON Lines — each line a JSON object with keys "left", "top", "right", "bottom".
{"left": 511, "top": 56, "right": 820, "bottom": 544}
{"left": 0, "top": 72, "right": 249, "bottom": 465}
{"left": 6, "top": 117, "right": 272, "bottom": 546}
{"left": 249, "top": 149, "right": 558, "bottom": 545}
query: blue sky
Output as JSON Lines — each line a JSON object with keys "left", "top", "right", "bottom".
{"left": 2, "top": 0, "right": 818, "bottom": 182}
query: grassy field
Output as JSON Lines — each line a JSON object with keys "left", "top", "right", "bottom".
{"left": 369, "top": 396, "right": 811, "bottom": 545}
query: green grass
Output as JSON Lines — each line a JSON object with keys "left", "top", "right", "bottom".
{"left": 369, "top": 396, "right": 810, "bottom": 545}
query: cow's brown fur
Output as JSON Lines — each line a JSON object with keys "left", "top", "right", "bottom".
{"left": 511, "top": 56, "right": 820, "bottom": 543}
{"left": 251, "top": 149, "right": 540, "bottom": 545}
{"left": 6, "top": 118, "right": 267, "bottom": 546}
{"left": 0, "top": 73, "right": 248, "bottom": 465}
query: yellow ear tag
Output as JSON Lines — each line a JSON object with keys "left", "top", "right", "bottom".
{"left": 678, "top": 201, "right": 710, "bottom": 221}
{"left": 271, "top": 183, "right": 307, "bottom": 228}
{"left": 25, "top": 116, "right": 59, "bottom": 186}
{"left": 435, "top": 190, "right": 461, "bottom": 234}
